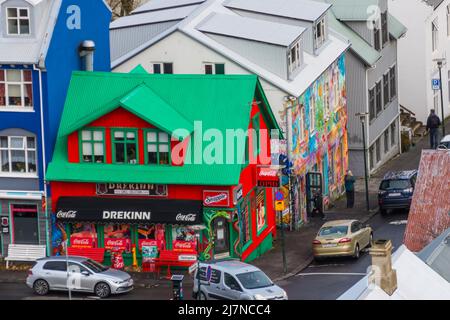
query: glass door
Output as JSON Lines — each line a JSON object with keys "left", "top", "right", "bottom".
{"left": 213, "top": 217, "right": 229, "bottom": 259}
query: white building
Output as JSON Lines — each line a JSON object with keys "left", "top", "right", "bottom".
{"left": 390, "top": 0, "right": 450, "bottom": 124}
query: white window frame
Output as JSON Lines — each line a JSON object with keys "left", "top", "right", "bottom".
{"left": 0, "top": 135, "right": 37, "bottom": 177}
{"left": 288, "top": 40, "right": 302, "bottom": 74}
{"left": 314, "top": 17, "right": 327, "bottom": 50}
{"left": 432, "top": 19, "right": 439, "bottom": 52}
{"left": 0, "top": 69, "right": 34, "bottom": 111}
{"left": 6, "top": 7, "right": 31, "bottom": 36}
{"left": 150, "top": 62, "right": 173, "bottom": 74}
{"left": 203, "top": 62, "right": 225, "bottom": 75}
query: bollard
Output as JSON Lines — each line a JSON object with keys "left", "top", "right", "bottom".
{"left": 171, "top": 275, "right": 184, "bottom": 300}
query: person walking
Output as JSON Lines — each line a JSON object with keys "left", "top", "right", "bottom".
{"left": 426, "top": 109, "right": 441, "bottom": 149}
{"left": 344, "top": 170, "right": 356, "bottom": 208}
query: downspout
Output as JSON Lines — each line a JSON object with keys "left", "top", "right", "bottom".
{"left": 33, "top": 63, "right": 50, "bottom": 257}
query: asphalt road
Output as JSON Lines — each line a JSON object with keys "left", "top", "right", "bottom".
{"left": 277, "top": 210, "right": 409, "bottom": 300}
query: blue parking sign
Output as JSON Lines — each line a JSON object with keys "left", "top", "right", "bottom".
{"left": 432, "top": 79, "right": 441, "bottom": 90}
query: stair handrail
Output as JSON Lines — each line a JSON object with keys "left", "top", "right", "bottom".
{"left": 400, "top": 104, "right": 416, "bottom": 116}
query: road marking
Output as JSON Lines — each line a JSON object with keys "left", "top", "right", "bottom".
{"left": 296, "top": 272, "right": 367, "bottom": 277}
{"left": 308, "top": 264, "right": 346, "bottom": 268}
{"left": 389, "top": 220, "right": 408, "bottom": 225}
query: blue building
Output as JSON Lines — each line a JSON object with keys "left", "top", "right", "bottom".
{"left": 0, "top": 0, "right": 111, "bottom": 256}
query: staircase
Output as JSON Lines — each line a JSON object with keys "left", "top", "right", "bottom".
{"left": 400, "top": 105, "right": 427, "bottom": 137}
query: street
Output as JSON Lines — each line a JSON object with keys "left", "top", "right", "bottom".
{"left": 278, "top": 210, "right": 408, "bottom": 300}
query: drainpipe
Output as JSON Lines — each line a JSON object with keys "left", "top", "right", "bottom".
{"left": 33, "top": 63, "right": 50, "bottom": 257}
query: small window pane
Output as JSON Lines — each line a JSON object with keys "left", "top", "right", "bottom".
{"left": 147, "top": 132, "right": 157, "bottom": 142}
{"left": 94, "top": 143, "right": 104, "bottom": 156}
{"left": 93, "top": 131, "right": 103, "bottom": 141}
{"left": 0, "top": 84, "right": 5, "bottom": 106}
{"left": 27, "top": 150, "right": 36, "bottom": 172}
{"left": 82, "top": 143, "right": 92, "bottom": 155}
{"left": 7, "top": 8, "right": 17, "bottom": 18}
{"left": 205, "top": 64, "right": 213, "bottom": 74}
{"left": 147, "top": 152, "right": 157, "bottom": 164}
{"left": 153, "top": 64, "right": 161, "bottom": 74}
{"left": 24, "top": 83, "right": 33, "bottom": 106}
{"left": 6, "top": 70, "right": 21, "bottom": 82}
{"left": 115, "top": 143, "right": 125, "bottom": 163}
{"left": 126, "top": 132, "right": 135, "bottom": 139}
{"left": 19, "top": 9, "right": 28, "bottom": 17}
{"left": 19, "top": 19, "right": 30, "bottom": 34}
{"left": 8, "top": 20, "right": 18, "bottom": 34}
{"left": 147, "top": 144, "right": 157, "bottom": 152}
{"left": 215, "top": 64, "right": 225, "bottom": 74}
{"left": 0, "top": 137, "right": 8, "bottom": 148}
{"left": 82, "top": 131, "right": 92, "bottom": 141}
{"left": 114, "top": 131, "right": 124, "bottom": 140}
{"left": 23, "top": 70, "right": 32, "bottom": 82}
{"left": 27, "top": 137, "right": 35, "bottom": 149}
{"left": 159, "top": 132, "right": 168, "bottom": 143}
{"left": 11, "top": 137, "right": 24, "bottom": 149}
{"left": 11, "top": 150, "right": 25, "bottom": 172}
{"left": 1, "top": 150, "right": 9, "bottom": 172}
{"left": 0, "top": 70, "right": 5, "bottom": 81}
{"left": 8, "top": 84, "right": 21, "bottom": 106}
{"left": 159, "top": 144, "right": 169, "bottom": 152}
{"left": 159, "top": 152, "right": 169, "bottom": 165}
{"left": 163, "top": 63, "right": 173, "bottom": 74}
{"left": 127, "top": 144, "right": 137, "bottom": 163}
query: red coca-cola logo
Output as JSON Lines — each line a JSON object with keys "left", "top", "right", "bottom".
{"left": 73, "top": 239, "right": 89, "bottom": 245}
{"left": 104, "top": 238, "right": 129, "bottom": 250}
{"left": 173, "top": 241, "right": 196, "bottom": 252}
{"left": 71, "top": 237, "right": 94, "bottom": 248}
{"left": 258, "top": 169, "right": 278, "bottom": 177}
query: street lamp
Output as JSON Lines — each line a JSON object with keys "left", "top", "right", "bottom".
{"left": 356, "top": 112, "right": 370, "bottom": 211}
{"left": 434, "top": 58, "right": 446, "bottom": 137}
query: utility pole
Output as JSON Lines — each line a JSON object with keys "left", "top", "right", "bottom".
{"left": 437, "top": 60, "right": 446, "bottom": 137}
{"left": 356, "top": 113, "right": 370, "bottom": 211}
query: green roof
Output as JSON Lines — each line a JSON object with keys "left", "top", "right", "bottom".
{"left": 129, "top": 64, "right": 148, "bottom": 74}
{"left": 47, "top": 72, "right": 281, "bottom": 186}
{"left": 388, "top": 14, "right": 407, "bottom": 40}
{"left": 328, "top": 0, "right": 379, "bottom": 21}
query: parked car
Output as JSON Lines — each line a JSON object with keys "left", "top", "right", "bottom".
{"left": 26, "top": 256, "right": 134, "bottom": 298}
{"left": 438, "top": 135, "right": 450, "bottom": 149}
{"left": 312, "top": 220, "right": 373, "bottom": 260}
{"left": 192, "top": 259, "right": 287, "bottom": 300}
{"left": 378, "top": 170, "right": 418, "bottom": 214}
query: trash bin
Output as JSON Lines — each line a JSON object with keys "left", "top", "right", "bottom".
{"left": 171, "top": 275, "right": 184, "bottom": 300}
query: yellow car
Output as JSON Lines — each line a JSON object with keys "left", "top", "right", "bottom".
{"left": 312, "top": 220, "right": 373, "bottom": 260}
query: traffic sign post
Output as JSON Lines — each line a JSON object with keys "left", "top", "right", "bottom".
{"left": 275, "top": 201, "right": 285, "bottom": 211}
{"left": 432, "top": 79, "right": 441, "bottom": 90}
{"left": 275, "top": 191, "right": 284, "bottom": 201}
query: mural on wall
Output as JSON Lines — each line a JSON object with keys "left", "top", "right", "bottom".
{"left": 281, "top": 54, "right": 349, "bottom": 230}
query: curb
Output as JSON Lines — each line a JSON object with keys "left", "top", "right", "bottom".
{"left": 272, "top": 210, "right": 379, "bottom": 283}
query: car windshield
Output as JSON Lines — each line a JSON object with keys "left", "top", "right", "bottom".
{"left": 319, "top": 226, "right": 348, "bottom": 237}
{"left": 380, "top": 179, "right": 411, "bottom": 190}
{"left": 81, "top": 259, "right": 109, "bottom": 273}
{"left": 235, "top": 271, "right": 273, "bottom": 290}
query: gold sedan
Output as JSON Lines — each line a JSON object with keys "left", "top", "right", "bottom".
{"left": 312, "top": 220, "right": 373, "bottom": 260}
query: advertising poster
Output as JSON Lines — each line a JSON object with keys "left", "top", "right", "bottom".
{"left": 104, "top": 224, "right": 131, "bottom": 251}
{"left": 256, "top": 189, "right": 266, "bottom": 233}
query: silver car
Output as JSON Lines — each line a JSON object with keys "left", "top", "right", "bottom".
{"left": 192, "top": 260, "right": 287, "bottom": 300}
{"left": 26, "top": 256, "right": 134, "bottom": 298}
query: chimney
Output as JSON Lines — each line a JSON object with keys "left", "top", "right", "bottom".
{"left": 368, "top": 239, "right": 397, "bottom": 296}
{"left": 79, "top": 40, "right": 96, "bottom": 71}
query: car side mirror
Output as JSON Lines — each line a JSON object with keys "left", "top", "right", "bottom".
{"left": 81, "top": 270, "right": 90, "bottom": 276}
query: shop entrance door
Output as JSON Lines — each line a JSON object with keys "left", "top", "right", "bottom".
{"left": 11, "top": 205, "right": 39, "bottom": 245}
{"left": 213, "top": 217, "right": 229, "bottom": 259}
{"left": 306, "top": 173, "right": 323, "bottom": 218}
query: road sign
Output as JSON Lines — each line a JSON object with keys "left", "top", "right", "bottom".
{"left": 432, "top": 79, "right": 441, "bottom": 90}
{"left": 275, "top": 201, "right": 285, "bottom": 211}
{"left": 275, "top": 191, "right": 284, "bottom": 201}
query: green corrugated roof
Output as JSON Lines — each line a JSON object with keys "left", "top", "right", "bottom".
{"left": 47, "top": 72, "right": 281, "bottom": 186}
{"left": 129, "top": 64, "right": 148, "bottom": 74}
{"left": 329, "top": 0, "right": 378, "bottom": 21}
{"left": 388, "top": 14, "right": 407, "bottom": 40}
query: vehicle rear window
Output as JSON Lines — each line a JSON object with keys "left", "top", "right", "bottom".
{"left": 43, "top": 261, "right": 67, "bottom": 271}
{"left": 380, "top": 179, "right": 411, "bottom": 190}
{"left": 236, "top": 271, "right": 273, "bottom": 290}
{"left": 319, "top": 226, "right": 348, "bottom": 237}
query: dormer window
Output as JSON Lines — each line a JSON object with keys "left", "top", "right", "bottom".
{"left": 288, "top": 41, "right": 302, "bottom": 74}
{"left": 7, "top": 8, "right": 30, "bottom": 35}
{"left": 314, "top": 17, "right": 327, "bottom": 50}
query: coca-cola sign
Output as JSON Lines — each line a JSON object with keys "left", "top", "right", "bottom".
{"left": 257, "top": 168, "right": 280, "bottom": 188}
{"left": 71, "top": 237, "right": 94, "bottom": 249}
{"left": 104, "top": 238, "right": 130, "bottom": 251}
{"left": 173, "top": 241, "right": 196, "bottom": 253}
{"left": 203, "top": 191, "right": 230, "bottom": 207}
{"left": 176, "top": 213, "right": 197, "bottom": 222}
{"left": 56, "top": 210, "right": 77, "bottom": 219}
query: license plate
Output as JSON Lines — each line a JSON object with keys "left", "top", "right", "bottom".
{"left": 322, "top": 243, "right": 337, "bottom": 248}
{"left": 389, "top": 193, "right": 401, "bottom": 197}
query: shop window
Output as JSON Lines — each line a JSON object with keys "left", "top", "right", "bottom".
{"left": 172, "top": 226, "right": 196, "bottom": 252}
{"left": 0, "top": 135, "right": 37, "bottom": 175}
{"left": 104, "top": 224, "right": 132, "bottom": 253}
{"left": 7, "top": 7, "right": 30, "bottom": 35}
{"left": 11, "top": 204, "right": 38, "bottom": 245}
{"left": 137, "top": 224, "right": 165, "bottom": 252}
{"left": 145, "top": 130, "right": 170, "bottom": 165}
{"left": 112, "top": 129, "right": 138, "bottom": 164}
{"left": 80, "top": 128, "right": 105, "bottom": 163}
{"left": 256, "top": 189, "right": 267, "bottom": 235}
{"left": 0, "top": 69, "right": 33, "bottom": 109}
{"left": 70, "top": 223, "right": 97, "bottom": 248}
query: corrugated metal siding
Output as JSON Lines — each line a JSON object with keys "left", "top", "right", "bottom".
{"left": 368, "top": 98, "right": 399, "bottom": 145}
{"left": 367, "top": 41, "right": 397, "bottom": 85}
{"left": 345, "top": 51, "right": 368, "bottom": 148}
{"left": 404, "top": 150, "right": 450, "bottom": 252}
{"left": 348, "top": 149, "right": 365, "bottom": 177}
{"left": 345, "top": 21, "right": 373, "bottom": 45}
{"left": 110, "top": 21, "right": 179, "bottom": 62}
{"left": 0, "top": 178, "right": 40, "bottom": 191}
{"left": 208, "top": 34, "right": 288, "bottom": 79}
{"left": 228, "top": 9, "right": 314, "bottom": 54}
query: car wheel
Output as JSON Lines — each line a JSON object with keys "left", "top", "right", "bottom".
{"left": 353, "top": 244, "right": 360, "bottom": 259}
{"left": 368, "top": 233, "right": 374, "bottom": 248}
{"left": 33, "top": 279, "right": 49, "bottom": 296}
{"left": 94, "top": 282, "right": 111, "bottom": 299}
{"left": 197, "top": 292, "right": 207, "bottom": 300}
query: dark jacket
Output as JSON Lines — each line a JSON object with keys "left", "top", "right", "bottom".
{"left": 345, "top": 175, "right": 356, "bottom": 192}
{"left": 427, "top": 114, "right": 441, "bottom": 130}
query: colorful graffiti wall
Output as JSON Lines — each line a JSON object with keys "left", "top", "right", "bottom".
{"left": 282, "top": 54, "right": 349, "bottom": 230}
